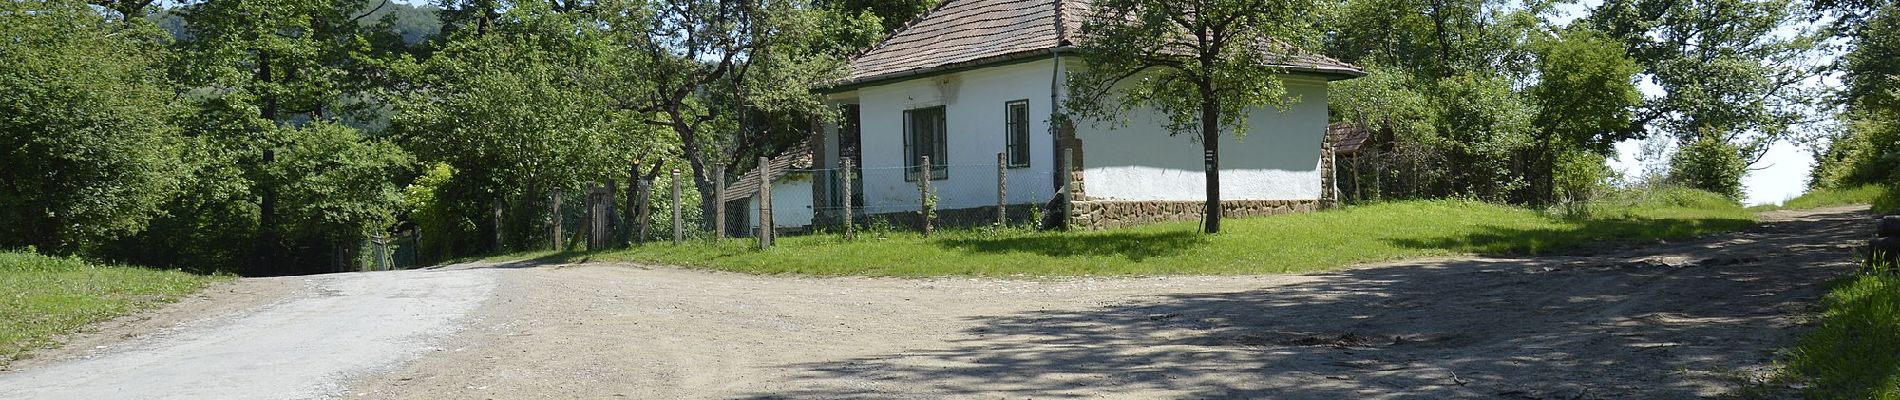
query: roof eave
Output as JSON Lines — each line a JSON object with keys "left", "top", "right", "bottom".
{"left": 816, "top": 47, "right": 1071, "bottom": 94}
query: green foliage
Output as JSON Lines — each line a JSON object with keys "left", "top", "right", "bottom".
{"left": 1323, "top": 4, "right": 1644, "bottom": 207}
{"left": 1815, "top": 106, "right": 1900, "bottom": 189}
{"left": 499, "top": 194, "right": 1750, "bottom": 276}
{"left": 0, "top": 1, "right": 191, "bottom": 254}
{"left": 814, "top": 0, "right": 938, "bottom": 33}
{"left": 1587, "top": 0, "right": 1818, "bottom": 163}
{"left": 1067, "top": 0, "right": 1323, "bottom": 140}
{"left": 1530, "top": 27, "right": 1644, "bottom": 154}
{"left": 403, "top": 163, "right": 471, "bottom": 264}
{"left": 270, "top": 123, "right": 411, "bottom": 245}
{"left": 1434, "top": 73, "right": 1536, "bottom": 201}
{"left": 1, "top": 250, "right": 220, "bottom": 366}
{"left": 1553, "top": 150, "right": 1614, "bottom": 216}
{"left": 1770, "top": 185, "right": 1894, "bottom": 210}
{"left": 1787, "top": 270, "right": 1900, "bottom": 399}
{"left": 394, "top": 9, "right": 630, "bottom": 198}
{"left": 1843, "top": 3, "right": 1900, "bottom": 112}
{"left": 1669, "top": 136, "right": 1748, "bottom": 201}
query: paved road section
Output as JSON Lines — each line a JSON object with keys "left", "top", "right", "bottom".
{"left": 0, "top": 269, "right": 495, "bottom": 400}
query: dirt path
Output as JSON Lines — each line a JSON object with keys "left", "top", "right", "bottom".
{"left": 352, "top": 206, "right": 1865, "bottom": 399}
{"left": 0, "top": 269, "right": 497, "bottom": 400}
{"left": 1, "top": 206, "right": 1867, "bottom": 399}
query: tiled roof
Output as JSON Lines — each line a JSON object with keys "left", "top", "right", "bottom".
{"left": 720, "top": 142, "right": 814, "bottom": 203}
{"left": 1327, "top": 122, "right": 1374, "bottom": 156}
{"left": 832, "top": 0, "right": 1364, "bottom": 89}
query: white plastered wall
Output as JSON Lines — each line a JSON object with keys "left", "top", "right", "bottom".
{"left": 847, "top": 59, "right": 1063, "bottom": 214}
{"left": 1075, "top": 76, "right": 1330, "bottom": 201}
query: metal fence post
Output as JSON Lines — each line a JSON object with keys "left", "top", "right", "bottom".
{"left": 842, "top": 159, "right": 854, "bottom": 240}
{"left": 671, "top": 169, "right": 683, "bottom": 245}
{"left": 921, "top": 155, "right": 933, "bottom": 237}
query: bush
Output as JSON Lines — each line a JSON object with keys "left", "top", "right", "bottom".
{"left": 1553, "top": 150, "right": 1613, "bottom": 217}
{"left": 0, "top": 3, "right": 190, "bottom": 254}
{"left": 1669, "top": 136, "right": 1747, "bottom": 201}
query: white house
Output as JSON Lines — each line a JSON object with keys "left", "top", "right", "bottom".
{"left": 730, "top": 0, "right": 1364, "bottom": 232}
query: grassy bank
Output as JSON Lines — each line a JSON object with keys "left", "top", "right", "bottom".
{"left": 1756, "top": 184, "right": 1898, "bottom": 211}
{"left": 496, "top": 188, "right": 1754, "bottom": 277}
{"left": 1786, "top": 268, "right": 1900, "bottom": 399}
{"left": 1, "top": 251, "right": 221, "bottom": 365}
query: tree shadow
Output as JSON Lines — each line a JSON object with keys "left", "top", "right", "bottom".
{"left": 422, "top": 250, "right": 598, "bottom": 271}
{"left": 1386, "top": 216, "right": 1759, "bottom": 256}
{"left": 935, "top": 230, "right": 1210, "bottom": 261}
{"left": 738, "top": 209, "right": 1868, "bottom": 399}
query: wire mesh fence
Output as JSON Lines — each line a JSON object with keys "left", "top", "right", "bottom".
{"left": 445, "top": 153, "right": 1068, "bottom": 255}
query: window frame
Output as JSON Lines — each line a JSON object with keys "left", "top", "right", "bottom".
{"left": 902, "top": 106, "right": 949, "bottom": 181}
{"left": 1004, "top": 100, "right": 1031, "bottom": 168}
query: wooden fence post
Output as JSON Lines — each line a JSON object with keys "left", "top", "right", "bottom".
{"left": 996, "top": 152, "right": 1007, "bottom": 228}
{"left": 759, "top": 156, "right": 774, "bottom": 249}
{"left": 671, "top": 169, "right": 683, "bottom": 245}
{"left": 492, "top": 199, "right": 504, "bottom": 251}
{"left": 714, "top": 165, "right": 726, "bottom": 239}
{"left": 841, "top": 159, "right": 854, "bottom": 240}
{"left": 551, "top": 189, "right": 564, "bottom": 251}
{"left": 920, "top": 155, "right": 932, "bottom": 237}
{"left": 636, "top": 174, "right": 651, "bottom": 244}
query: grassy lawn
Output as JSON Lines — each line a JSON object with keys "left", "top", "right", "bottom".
{"left": 1754, "top": 184, "right": 1898, "bottom": 212}
{"left": 1, "top": 251, "right": 222, "bottom": 366}
{"left": 495, "top": 188, "right": 1755, "bottom": 277}
{"left": 1786, "top": 267, "right": 1900, "bottom": 399}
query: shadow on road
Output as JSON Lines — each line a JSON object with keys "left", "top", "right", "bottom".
{"left": 743, "top": 209, "right": 1868, "bottom": 399}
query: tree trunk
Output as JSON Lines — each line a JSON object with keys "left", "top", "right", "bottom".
{"left": 1200, "top": 77, "right": 1222, "bottom": 234}
{"left": 254, "top": 49, "right": 280, "bottom": 275}
{"left": 671, "top": 118, "right": 722, "bottom": 232}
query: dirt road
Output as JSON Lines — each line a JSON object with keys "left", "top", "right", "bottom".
{"left": 0, "top": 269, "right": 496, "bottom": 400}
{"left": 1, "top": 206, "right": 1869, "bottom": 399}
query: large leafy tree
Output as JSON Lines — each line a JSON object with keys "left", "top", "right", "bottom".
{"left": 1810, "top": 3, "right": 1900, "bottom": 188}
{"left": 1588, "top": 0, "right": 1822, "bottom": 166}
{"left": 392, "top": 2, "right": 644, "bottom": 249}
{"left": 149, "top": 0, "right": 413, "bottom": 274}
{"left": 605, "top": 0, "right": 872, "bottom": 228}
{"left": 1067, "top": 0, "right": 1327, "bottom": 234}
{"left": 1526, "top": 27, "right": 1643, "bottom": 204}
{"left": 813, "top": 0, "right": 937, "bottom": 32}
{"left": 0, "top": 0, "right": 191, "bottom": 254}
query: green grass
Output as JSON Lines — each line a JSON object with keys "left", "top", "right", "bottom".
{"left": 494, "top": 188, "right": 1755, "bottom": 277}
{"left": 1786, "top": 267, "right": 1900, "bottom": 399}
{"left": 1753, "top": 184, "right": 1899, "bottom": 212}
{"left": 1, "top": 251, "right": 222, "bottom": 365}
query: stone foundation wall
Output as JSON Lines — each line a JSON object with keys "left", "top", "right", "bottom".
{"left": 1068, "top": 199, "right": 1319, "bottom": 230}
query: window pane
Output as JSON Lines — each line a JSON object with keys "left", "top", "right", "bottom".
{"left": 905, "top": 106, "right": 948, "bottom": 180}
{"left": 1006, "top": 101, "right": 1029, "bottom": 167}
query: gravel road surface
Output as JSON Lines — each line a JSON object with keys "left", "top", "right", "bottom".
{"left": 0, "top": 206, "right": 1866, "bottom": 399}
